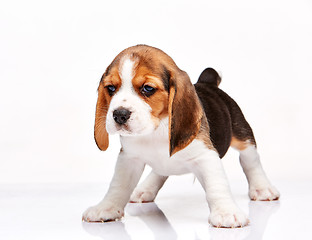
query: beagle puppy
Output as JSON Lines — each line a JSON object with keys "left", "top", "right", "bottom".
{"left": 82, "top": 45, "right": 280, "bottom": 228}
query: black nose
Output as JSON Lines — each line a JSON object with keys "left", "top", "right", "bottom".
{"left": 113, "top": 108, "right": 131, "bottom": 125}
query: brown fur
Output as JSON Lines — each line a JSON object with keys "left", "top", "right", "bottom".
{"left": 196, "top": 114, "right": 216, "bottom": 151}
{"left": 94, "top": 64, "right": 121, "bottom": 150}
{"left": 194, "top": 68, "right": 256, "bottom": 158}
{"left": 94, "top": 45, "right": 207, "bottom": 156}
{"left": 94, "top": 45, "right": 256, "bottom": 159}
{"left": 132, "top": 66, "right": 169, "bottom": 124}
{"left": 230, "top": 137, "right": 249, "bottom": 151}
{"left": 94, "top": 83, "right": 110, "bottom": 150}
{"left": 168, "top": 70, "right": 204, "bottom": 156}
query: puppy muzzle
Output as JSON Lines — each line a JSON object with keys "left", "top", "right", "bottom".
{"left": 113, "top": 108, "right": 131, "bottom": 125}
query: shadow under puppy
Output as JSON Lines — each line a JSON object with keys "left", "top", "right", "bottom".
{"left": 83, "top": 45, "right": 280, "bottom": 228}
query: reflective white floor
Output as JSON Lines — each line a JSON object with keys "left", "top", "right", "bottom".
{"left": 1, "top": 177, "right": 311, "bottom": 240}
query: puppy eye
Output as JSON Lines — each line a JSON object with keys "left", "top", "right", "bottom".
{"left": 141, "top": 85, "right": 156, "bottom": 97}
{"left": 106, "top": 85, "right": 116, "bottom": 95}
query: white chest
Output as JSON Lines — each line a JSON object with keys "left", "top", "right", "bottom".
{"left": 120, "top": 119, "right": 193, "bottom": 176}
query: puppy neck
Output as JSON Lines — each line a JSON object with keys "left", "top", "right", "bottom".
{"left": 120, "top": 117, "right": 169, "bottom": 149}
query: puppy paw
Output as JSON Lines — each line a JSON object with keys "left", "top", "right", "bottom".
{"left": 129, "top": 189, "right": 156, "bottom": 203}
{"left": 82, "top": 204, "right": 124, "bottom": 222}
{"left": 209, "top": 208, "right": 249, "bottom": 228}
{"left": 249, "top": 185, "right": 280, "bottom": 201}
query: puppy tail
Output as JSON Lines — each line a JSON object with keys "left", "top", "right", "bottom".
{"left": 197, "top": 68, "right": 221, "bottom": 87}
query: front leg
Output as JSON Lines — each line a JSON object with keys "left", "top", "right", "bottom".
{"left": 188, "top": 146, "right": 249, "bottom": 228}
{"left": 83, "top": 151, "right": 145, "bottom": 222}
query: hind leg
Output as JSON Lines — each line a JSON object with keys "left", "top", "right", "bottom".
{"left": 130, "top": 171, "right": 168, "bottom": 203}
{"left": 231, "top": 138, "right": 280, "bottom": 201}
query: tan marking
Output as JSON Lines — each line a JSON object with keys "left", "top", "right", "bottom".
{"left": 168, "top": 84, "right": 175, "bottom": 154}
{"left": 98, "top": 45, "right": 205, "bottom": 155}
{"left": 94, "top": 64, "right": 123, "bottom": 151}
{"left": 103, "top": 67, "right": 122, "bottom": 89}
{"left": 196, "top": 115, "right": 215, "bottom": 151}
{"left": 168, "top": 71, "right": 204, "bottom": 156}
{"left": 94, "top": 83, "right": 109, "bottom": 151}
{"left": 131, "top": 62, "right": 169, "bottom": 121}
{"left": 230, "top": 137, "right": 250, "bottom": 151}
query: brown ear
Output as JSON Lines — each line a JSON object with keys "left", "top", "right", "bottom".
{"left": 94, "top": 82, "right": 109, "bottom": 150}
{"left": 168, "top": 70, "right": 204, "bottom": 156}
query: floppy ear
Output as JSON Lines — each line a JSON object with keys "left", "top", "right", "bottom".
{"left": 168, "top": 70, "right": 204, "bottom": 156}
{"left": 94, "top": 82, "right": 109, "bottom": 150}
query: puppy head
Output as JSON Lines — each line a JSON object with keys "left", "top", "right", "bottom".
{"left": 94, "top": 45, "right": 203, "bottom": 155}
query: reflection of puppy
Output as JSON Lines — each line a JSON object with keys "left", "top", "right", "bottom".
{"left": 82, "top": 45, "right": 280, "bottom": 228}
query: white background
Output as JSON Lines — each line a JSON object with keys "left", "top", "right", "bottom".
{"left": 1, "top": 0, "right": 312, "bottom": 185}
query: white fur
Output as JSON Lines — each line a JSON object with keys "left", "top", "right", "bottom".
{"left": 239, "top": 146, "right": 280, "bottom": 201}
{"left": 83, "top": 59, "right": 278, "bottom": 227}
{"left": 120, "top": 117, "right": 191, "bottom": 176}
{"left": 106, "top": 56, "right": 155, "bottom": 136}
{"left": 83, "top": 118, "right": 249, "bottom": 227}
{"left": 130, "top": 171, "right": 168, "bottom": 203}
{"left": 83, "top": 151, "right": 145, "bottom": 222}
{"left": 119, "top": 57, "right": 135, "bottom": 88}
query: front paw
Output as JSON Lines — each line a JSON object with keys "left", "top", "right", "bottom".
{"left": 82, "top": 204, "right": 124, "bottom": 222}
{"left": 249, "top": 185, "right": 280, "bottom": 201}
{"left": 209, "top": 208, "right": 249, "bottom": 228}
